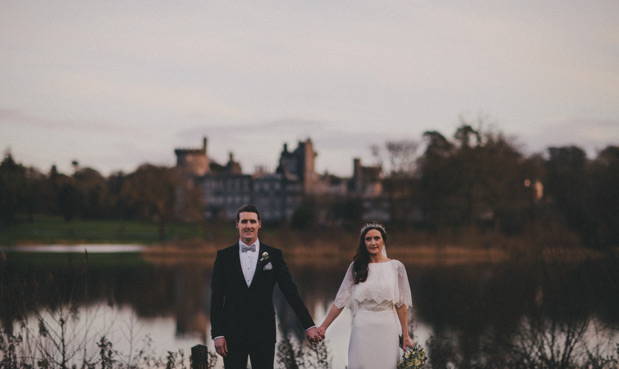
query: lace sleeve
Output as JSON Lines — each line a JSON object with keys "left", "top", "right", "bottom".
{"left": 394, "top": 260, "right": 413, "bottom": 308}
{"left": 333, "top": 262, "right": 355, "bottom": 309}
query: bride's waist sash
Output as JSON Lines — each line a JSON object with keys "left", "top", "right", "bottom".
{"left": 356, "top": 300, "right": 394, "bottom": 312}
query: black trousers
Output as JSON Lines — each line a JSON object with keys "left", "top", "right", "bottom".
{"left": 223, "top": 338, "right": 275, "bottom": 369}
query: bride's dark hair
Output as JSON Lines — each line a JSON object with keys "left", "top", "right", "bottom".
{"left": 353, "top": 223, "right": 387, "bottom": 284}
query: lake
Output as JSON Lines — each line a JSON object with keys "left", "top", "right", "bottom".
{"left": 1, "top": 244, "right": 618, "bottom": 368}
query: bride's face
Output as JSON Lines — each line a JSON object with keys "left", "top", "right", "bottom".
{"left": 364, "top": 229, "right": 384, "bottom": 256}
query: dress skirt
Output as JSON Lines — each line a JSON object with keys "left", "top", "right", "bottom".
{"left": 347, "top": 308, "right": 400, "bottom": 369}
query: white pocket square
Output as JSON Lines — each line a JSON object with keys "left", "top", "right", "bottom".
{"left": 263, "top": 262, "right": 273, "bottom": 270}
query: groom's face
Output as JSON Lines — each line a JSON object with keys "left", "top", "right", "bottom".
{"left": 236, "top": 211, "right": 262, "bottom": 245}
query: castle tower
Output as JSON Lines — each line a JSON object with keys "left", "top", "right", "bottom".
{"left": 302, "top": 139, "right": 317, "bottom": 193}
{"left": 276, "top": 138, "right": 318, "bottom": 193}
{"left": 173, "top": 137, "right": 209, "bottom": 221}
{"left": 174, "top": 137, "right": 209, "bottom": 176}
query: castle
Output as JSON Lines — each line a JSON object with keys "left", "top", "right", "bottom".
{"left": 174, "top": 137, "right": 384, "bottom": 223}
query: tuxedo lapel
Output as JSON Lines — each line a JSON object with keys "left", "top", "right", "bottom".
{"left": 248, "top": 244, "right": 264, "bottom": 289}
{"left": 230, "top": 246, "right": 249, "bottom": 289}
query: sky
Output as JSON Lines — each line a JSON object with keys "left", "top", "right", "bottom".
{"left": 1, "top": 1, "right": 618, "bottom": 177}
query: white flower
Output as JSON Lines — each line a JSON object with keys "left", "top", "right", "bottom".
{"left": 260, "top": 252, "right": 269, "bottom": 262}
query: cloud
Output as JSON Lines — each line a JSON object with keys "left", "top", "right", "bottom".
{"left": 179, "top": 118, "right": 326, "bottom": 141}
{"left": 0, "top": 108, "right": 146, "bottom": 136}
{"left": 521, "top": 118, "right": 619, "bottom": 157}
{"left": 0, "top": 109, "right": 66, "bottom": 129}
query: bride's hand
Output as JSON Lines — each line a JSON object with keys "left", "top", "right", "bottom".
{"left": 317, "top": 325, "right": 326, "bottom": 337}
{"left": 403, "top": 335, "right": 415, "bottom": 349}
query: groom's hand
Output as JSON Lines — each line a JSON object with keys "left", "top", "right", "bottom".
{"left": 305, "top": 327, "right": 324, "bottom": 343}
{"left": 214, "top": 337, "right": 228, "bottom": 357}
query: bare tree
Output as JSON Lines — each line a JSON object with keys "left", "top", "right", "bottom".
{"left": 385, "top": 139, "right": 419, "bottom": 176}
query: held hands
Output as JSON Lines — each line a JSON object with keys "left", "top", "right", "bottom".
{"left": 217, "top": 327, "right": 325, "bottom": 355}
{"left": 305, "top": 327, "right": 325, "bottom": 343}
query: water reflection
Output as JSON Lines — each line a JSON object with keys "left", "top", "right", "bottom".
{"left": 1, "top": 248, "right": 618, "bottom": 368}
{"left": 0, "top": 244, "right": 146, "bottom": 253}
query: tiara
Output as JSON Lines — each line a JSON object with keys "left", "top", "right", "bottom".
{"left": 360, "top": 222, "right": 387, "bottom": 236}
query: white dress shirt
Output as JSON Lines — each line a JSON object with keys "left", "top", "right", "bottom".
{"left": 239, "top": 239, "right": 260, "bottom": 287}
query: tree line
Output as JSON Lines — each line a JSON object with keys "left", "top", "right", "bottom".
{"left": 373, "top": 124, "right": 618, "bottom": 249}
{"left": 0, "top": 157, "right": 177, "bottom": 238}
{"left": 1, "top": 124, "right": 617, "bottom": 248}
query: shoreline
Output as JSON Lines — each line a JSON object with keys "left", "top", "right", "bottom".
{"left": 141, "top": 242, "right": 617, "bottom": 266}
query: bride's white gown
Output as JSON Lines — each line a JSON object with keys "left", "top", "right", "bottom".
{"left": 334, "top": 260, "right": 413, "bottom": 369}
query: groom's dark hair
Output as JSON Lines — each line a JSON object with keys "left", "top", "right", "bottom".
{"left": 236, "top": 204, "right": 261, "bottom": 222}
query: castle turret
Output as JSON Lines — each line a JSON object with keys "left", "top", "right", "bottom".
{"left": 226, "top": 152, "right": 242, "bottom": 174}
{"left": 175, "top": 137, "right": 209, "bottom": 176}
{"left": 173, "top": 137, "right": 210, "bottom": 221}
{"left": 276, "top": 138, "right": 318, "bottom": 193}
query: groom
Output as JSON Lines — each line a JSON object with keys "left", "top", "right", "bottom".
{"left": 210, "top": 204, "right": 323, "bottom": 369}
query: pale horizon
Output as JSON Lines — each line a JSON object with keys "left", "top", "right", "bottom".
{"left": 1, "top": 1, "right": 618, "bottom": 177}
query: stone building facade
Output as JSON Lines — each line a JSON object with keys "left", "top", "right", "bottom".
{"left": 174, "top": 137, "right": 384, "bottom": 222}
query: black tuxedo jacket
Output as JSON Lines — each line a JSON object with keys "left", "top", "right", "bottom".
{"left": 210, "top": 243, "right": 315, "bottom": 344}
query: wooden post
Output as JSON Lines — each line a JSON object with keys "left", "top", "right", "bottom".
{"left": 191, "top": 344, "right": 209, "bottom": 369}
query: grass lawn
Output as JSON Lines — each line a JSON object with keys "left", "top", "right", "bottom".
{"left": 0, "top": 215, "right": 204, "bottom": 245}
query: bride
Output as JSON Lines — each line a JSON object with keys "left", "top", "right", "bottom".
{"left": 318, "top": 222, "right": 414, "bottom": 369}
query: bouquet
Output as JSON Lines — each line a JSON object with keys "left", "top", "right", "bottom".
{"left": 397, "top": 344, "right": 427, "bottom": 369}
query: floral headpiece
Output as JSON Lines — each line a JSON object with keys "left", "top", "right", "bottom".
{"left": 360, "top": 222, "right": 387, "bottom": 236}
